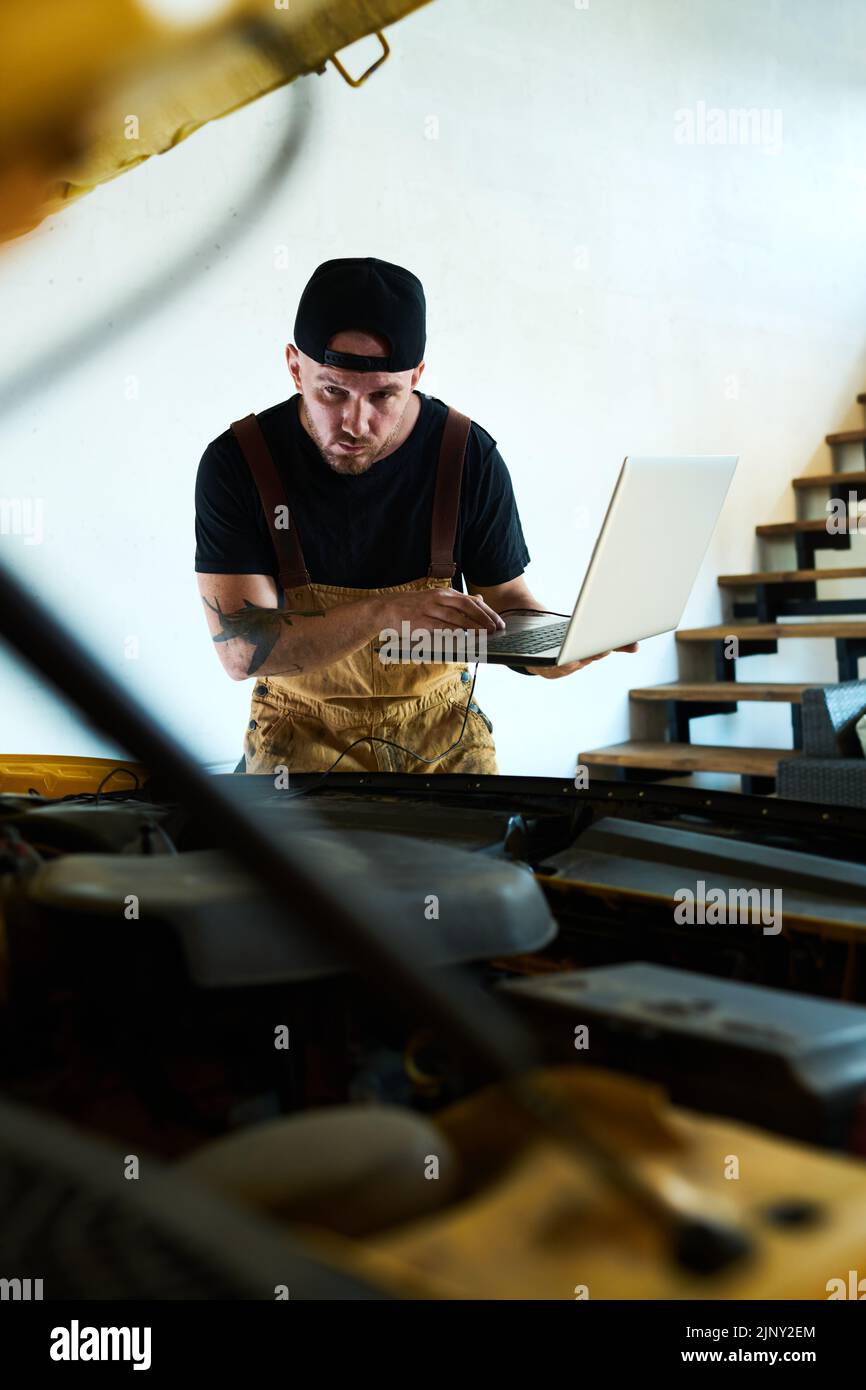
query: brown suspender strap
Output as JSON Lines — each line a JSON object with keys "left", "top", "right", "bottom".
{"left": 230, "top": 414, "right": 311, "bottom": 591}
{"left": 427, "top": 406, "right": 471, "bottom": 580}
{"left": 232, "top": 404, "right": 468, "bottom": 588}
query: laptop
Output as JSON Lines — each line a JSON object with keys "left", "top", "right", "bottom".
{"left": 379, "top": 455, "right": 738, "bottom": 667}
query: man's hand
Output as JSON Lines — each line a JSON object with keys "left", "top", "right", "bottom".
{"left": 381, "top": 586, "right": 506, "bottom": 634}
{"left": 525, "top": 642, "right": 639, "bottom": 678}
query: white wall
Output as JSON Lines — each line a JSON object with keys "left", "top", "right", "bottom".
{"left": 3, "top": 0, "right": 866, "bottom": 776}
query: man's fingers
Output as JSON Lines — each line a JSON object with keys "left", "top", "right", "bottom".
{"left": 426, "top": 609, "right": 494, "bottom": 632}
{"left": 525, "top": 642, "right": 640, "bottom": 678}
{"left": 437, "top": 593, "right": 504, "bottom": 630}
{"left": 527, "top": 663, "right": 580, "bottom": 678}
{"left": 461, "top": 593, "right": 506, "bottom": 629}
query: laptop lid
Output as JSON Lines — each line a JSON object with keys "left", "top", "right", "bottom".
{"left": 557, "top": 455, "right": 738, "bottom": 665}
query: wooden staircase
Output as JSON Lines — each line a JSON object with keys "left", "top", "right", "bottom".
{"left": 580, "top": 402, "right": 866, "bottom": 794}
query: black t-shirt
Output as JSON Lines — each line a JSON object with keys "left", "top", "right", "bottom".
{"left": 194, "top": 391, "right": 530, "bottom": 594}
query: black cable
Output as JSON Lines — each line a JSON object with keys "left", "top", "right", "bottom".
{"left": 95, "top": 766, "right": 141, "bottom": 801}
{"left": 273, "top": 663, "right": 484, "bottom": 798}
{"left": 269, "top": 604, "right": 583, "bottom": 796}
{"left": 497, "top": 606, "right": 572, "bottom": 618}
{"left": 10, "top": 766, "right": 144, "bottom": 806}
{"left": 14, "top": 789, "right": 144, "bottom": 806}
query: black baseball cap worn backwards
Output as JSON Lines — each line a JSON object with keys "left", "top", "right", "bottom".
{"left": 294, "top": 256, "right": 426, "bottom": 373}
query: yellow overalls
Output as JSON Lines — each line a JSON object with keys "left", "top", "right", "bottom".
{"left": 229, "top": 404, "right": 499, "bottom": 776}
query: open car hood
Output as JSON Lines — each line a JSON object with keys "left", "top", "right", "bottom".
{"left": 0, "top": 0, "right": 434, "bottom": 241}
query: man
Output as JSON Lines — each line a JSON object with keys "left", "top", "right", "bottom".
{"left": 195, "top": 256, "right": 635, "bottom": 775}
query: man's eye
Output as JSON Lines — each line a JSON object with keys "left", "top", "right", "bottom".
{"left": 322, "top": 386, "right": 392, "bottom": 400}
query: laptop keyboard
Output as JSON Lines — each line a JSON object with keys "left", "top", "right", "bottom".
{"left": 485, "top": 621, "right": 570, "bottom": 655}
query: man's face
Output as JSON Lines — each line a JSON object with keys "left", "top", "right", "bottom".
{"left": 286, "top": 330, "right": 425, "bottom": 475}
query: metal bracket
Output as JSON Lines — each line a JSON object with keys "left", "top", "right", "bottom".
{"left": 714, "top": 638, "right": 778, "bottom": 681}
{"left": 734, "top": 587, "right": 866, "bottom": 620}
{"left": 795, "top": 529, "right": 850, "bottom": 569}
{"left": 329, "top": 31, "right": 390, "bottom": 87}
{"left": 666, "top": 700, "right": 735, "bottom": 744}
{"left": 756, "top": 579, "right": 814, "bottom": 623}
{"left": 835, "top": 637, "right": 866, "bottom": 682}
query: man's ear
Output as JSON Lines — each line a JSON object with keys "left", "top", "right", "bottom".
{"left": 412, "top": 359, "right": 426, "bottom": 388}
{"left": 286, "top": 344, "right": 302, "bottom": 391}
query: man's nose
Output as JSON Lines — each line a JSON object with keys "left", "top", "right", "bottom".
{"left": 341, "top": 398, "right": 369, "bottom": 438}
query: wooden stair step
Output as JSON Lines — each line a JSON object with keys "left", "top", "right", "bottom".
{"left": 826, "top": 428, "right": 866, "bottom": 445}
{"left": 793, "top": 470, "right": 866, "bottom": 490}
{"left": 756, "top": 519, "right": 848, "bottom": 537}
{"left": 579, "top": 741, "right": 797, "bottom": 777}
{"left": 719, "top": 566, "right": 866, "bottom": 586}
{"left": 676, "top": 621, "right": 866, "bottom": 641}
{"left": 630, "top": 682, "right": 812, "bottom": 703}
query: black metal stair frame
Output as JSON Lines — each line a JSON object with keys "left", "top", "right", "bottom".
{"left": 712, "top": 636, "right": 865, "bottom": 685}
{"left": 794, "top": 527, "right": 851, "bottom": 570}
{"left": 663, "top": 696, "right": 803, "bottom": 751}
{"left": 732, "top": 579, "right": 866, "bottom": 622}
{"left": 712, "top": 638, "right": 779, "bottom": 681}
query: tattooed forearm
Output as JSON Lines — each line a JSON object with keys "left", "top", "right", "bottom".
{"left": 202, "top": 595, "right": 326, "bottom": 675}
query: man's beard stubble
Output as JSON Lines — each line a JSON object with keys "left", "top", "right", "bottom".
{"left": 300, "top": 396, "right": 408, "bottom": 476}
